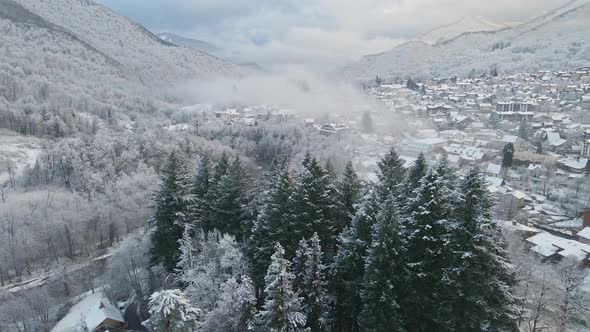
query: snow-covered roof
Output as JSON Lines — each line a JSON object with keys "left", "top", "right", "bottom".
{"left": 578, "top": 227, "right": 590, "bottom": 241}
{"left": 546, "top": 132, "right": 561, "bottom": 144}
{"left": 560, "top": 158, "right": 588, "bottom": 170}
{"left": 51, "top": 291, "right": 124, "bottom": 332}
{"left": 526, "top": 232, "right": 590, "bottom": 261}
{"left": 486, "top": 163, "right": 502, "bottom": 175}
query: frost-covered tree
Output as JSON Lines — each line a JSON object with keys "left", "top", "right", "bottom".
{"left": 203, "top": 152, "right": 230, "bottom": 233}
{"left": 257, "top": 243, "right": 306, "bottom": 331}
{"left": 291, "top": 154, "right": 338, "bottom": 255}
{"left": 376, "top": 148, "right": 406, "bottom": 202}
{"left": 293, "top": 233, "right": 329, "bottom": 331}
{"left": 359, "top": 196, "right": 405, "bottom": 332}
{"left": 331, "top": 190, "right": 380, "bottom": 332}
{"left": 178, "top": 229, "right": 247, "bottom": 314}
{"left": 188, "top": 154, "right": 211, "bottom": 230}
{"left": 143, "top": 289, "right": 201, "bottom": 332}
{"left": 402, "top": 153, "right": 428, "bottom": 202}
{"left": 447, "top": 166, "right": 518, "bottom": 331}
{"left": 336, "top": 161, "right": 363, "bottom": 234}
{"left": 150, "top": 152, "right": 190, "bottom": 272}
{"left": 208, "top": 155, "right": 252, "bottom": 241}
{"left": 250, "top": 159, "right": 295, "bottom": 290}
{"left": 402, "top": 165, "right": 458, "bottom": 331}
{"left": 201, "top": 276, "right": 257, "bottom": 332}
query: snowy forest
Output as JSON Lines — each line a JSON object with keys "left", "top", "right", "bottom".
{"left": 2, "top": 0, "right": 590, "bottom": 331}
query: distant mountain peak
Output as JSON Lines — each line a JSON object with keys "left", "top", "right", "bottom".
{"left": 418, "top": 16, "right": 513, "bottom": 45}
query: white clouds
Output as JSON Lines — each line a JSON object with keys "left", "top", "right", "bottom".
{"left": 98, "top": 0, "right": 570, "bottom": 69}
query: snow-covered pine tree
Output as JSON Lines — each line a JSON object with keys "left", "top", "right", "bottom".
{"left": 208, "top": 155, "right": 252, "bottom": 241}
{"left": 402, "top": 153, "right": 428, "bottom": 203}
{"left": 330, "top": 190, "right": 380, "bottom": 332}
{"left": 189, "top": 154, "right": 211, "bottom": 230}
{"left": 201, "top": 275, "right": 257, "bottom": 332}
{"left": 203, "top": 152, "right": 230, "bottom": 234}
{"left": 291, "top": 155, "right": 338, "bottom": 256}
{"left": 336, "top": 161, "right": 363, "bottom": 234}
{"left": 359, "top": 195, "right": 405, "bottom": 332}
{"left": 401, "top": 165, "right": 459, "bottom": 331}
{"left": 293, "top": 233, "right": 329, "bottom": 331}
{"left": 150, "top": 152, "right": 190, "bottom": 272}
{"left": 301, "top": 233, "right": 329, "bottom": 332}
{"left": 143, "top": 289, "right": 202, "bottom": 332}
{"left": 376, "top": 147, "right": 406, "bottom": 202}
{"left": 447, "top": 165, "right": 518, "bottom": 331}
{"left": 257, "top": 243, "right": 306, "bottom": 331}
{"left": 249, "top": 159, "right": 294, "bottom": 292}
{"left": 292, "top": 238, "right": 310, "bottom": 293}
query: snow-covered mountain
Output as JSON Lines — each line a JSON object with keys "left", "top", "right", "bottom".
{"left": 0, "top": 0, "right": 242, "bottom": 117}
{"left": 340, "top": 0, "right": 590, "bottom": 80}
{"left": 419, "top": 16, "right": 512, "bottom": 45}
{"left": 157, "top": 32, "right": 219, "bottom": 54}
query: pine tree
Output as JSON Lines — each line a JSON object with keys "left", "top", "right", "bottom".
{"left": 331, "top": 190, "right": 380, "bottom": 332}
{"left": 143, "top": 289, "right": 202, "bottom": 332}
{"left": 402, "top": 165, "right": 459, "bottom": 331}
{"left": 250, "top": 159, "right": 294, "bottom": 290}
{"left": 402, "top": 153, "right": 428, "bottom": 202}
{"left": 291, "top": 155, "right": 338, "bottom": 256}
{"left": 150, "top": 153, "right": 190, "bottom": 272}
{"left": 189, "top": 154, "right": 211, "bottom": 230}
{"left": 203, "top": 152, "right": 230, "bottom": 234}
{"left": 359, "top": 196, "right": 405, "bottom": 332}
{"left": 209, "top": 156, "right": 252, "bottom": 241}
{"left": 361, "top": 112, "right": 374, "bottom": 133}
{"left": 502, "top": 143, "right": 515, "bottom": 170}
{"left": 336, "top": 161, "right": 363, "bottom": 234}
{"left": 293, "top": 234, "right": 329, "bottom": 331}
{"left": 447, "top": 166, "right": 518, "bottom": 331}
{"left": 257, "top": 243, "right": 306, "bottom": 331}
{"left": 518, "top": 118, "right": 530, "bottom": 141}
{"left": 376, "top": 148, "right": 406, "bottom": 202}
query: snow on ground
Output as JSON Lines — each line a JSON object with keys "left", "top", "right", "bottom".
{"left": 0, "top": 129, "right": 41, "bottom": 185}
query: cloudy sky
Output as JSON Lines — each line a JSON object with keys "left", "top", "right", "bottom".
{"left": 97, "top": 0, "right": 570, "bottom": 69}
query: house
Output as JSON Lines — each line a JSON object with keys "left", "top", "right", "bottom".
{"left": 51, "top": 291, "right": 126, "bottom": 332}
{"left": 558, "top": 157, "right": 589, "bottom": 174}
{"left": 478, "top": 103, "right": 494, "bottom": 112}
{"left": 578, "top": 227, "right": 590, "bottom": 244}
{"left": 488, "top": 135, "right": 518, "bottom": 150}
{"left": 500, "top": 190, "right": 527, "bottom": 218}
{"left": 486, "top": 163, "right": 502, "bottom": 178}
{"left": 582, "top": 139, "right": 590, "bottom": 158}
{"left": 426, "top": 105, "right": 452, "bottom": 116}
{"left": 400, "top": 138, "right": 447, "bottom": 157}
{"left": 496, "top": 101, "right": 536, "bottom": 113}
{"left": 319, "top": 123, "right": 351, "bottom": 137}
{"left": 525, "top": 231, "right": 590, "bottom": 263}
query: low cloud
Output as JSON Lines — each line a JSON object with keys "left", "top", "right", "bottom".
{"left": 99, "top": 0, "right": 570, "bottom": 69}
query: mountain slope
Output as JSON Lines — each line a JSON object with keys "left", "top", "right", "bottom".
{"left": 157, "top": 32, "right": 219, "bottom": 54}
{"left": 14, "top": 0, "right": 239, "bottom": 82}
{"left": 341, "top": 0, "right": 590, "bottom": 80}
{"left": 0, "top": 0, "right": 243, "bottom": 125}
{"left": 419, "top": 16, "right": 511, "bottom": 45}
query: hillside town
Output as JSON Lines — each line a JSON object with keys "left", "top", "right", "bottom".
{"left": 361, "top": 69, "right": 590, "bottom": 268}
{"left": 181, "top": 68, "right": 590, "bottom": 270}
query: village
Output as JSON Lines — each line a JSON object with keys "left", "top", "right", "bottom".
{"left": 169, "top": 68, "right": 590, "bottom": 271}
